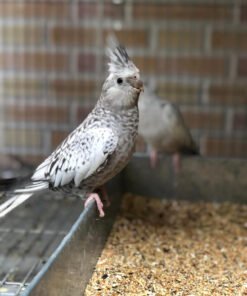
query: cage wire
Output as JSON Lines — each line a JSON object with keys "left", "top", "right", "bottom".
{"left": 0, "top": 0, "right": 246, "bottom": 295}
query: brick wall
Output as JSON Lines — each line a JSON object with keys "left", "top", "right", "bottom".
{"left": 0, "top": 0, "right": 246, "bottom": 167}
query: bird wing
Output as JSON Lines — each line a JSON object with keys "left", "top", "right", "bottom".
{"left": 160, "top": 103, "right": 199, "bottom": 154}
{"left": 32, "top": 127, "right": 118, "bottom": 188}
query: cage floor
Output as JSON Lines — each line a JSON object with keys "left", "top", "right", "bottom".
{"left": 85, "top": 194, "right": 247, "bottom": 295}
{"left": 0, "top": 192, "right": 82, "bottom": 296}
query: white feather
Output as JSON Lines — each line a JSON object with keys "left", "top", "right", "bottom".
{"left": 0, "top": 193, "right": 33, "bottom": 218}
{"left": 54, "top": 170, "right": 63, "bottom": 188}
{"left": 14, "top": 182, "right": 48, "bottom": 193}
{"left": 74, "top": 127, "right": 118, "bottom": 186}
{"left": 0, "top": 181, "right": 48, "bottom": 218}
{"left": 32, "top": 157, "right": 52, "bottom": 180}
{"left": 31, "top": 127, "right": 118, "bottom": 189}
{"left": 0, "top": 196, "right": 17, "bottom": 212}
{"left": 60, "top": 170, "right": 74, "bottom": 187}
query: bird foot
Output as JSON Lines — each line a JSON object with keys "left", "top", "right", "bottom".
{"left": 84, "top": 193, "right": 105, "bottom": 217}
{"left": 98, "top": 186, "right": 111, "bottom": 207}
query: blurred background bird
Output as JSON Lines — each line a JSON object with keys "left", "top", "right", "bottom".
{"left": 0, "top": 42, "right": 143, "bottom": 218}
{"left": 138, "top": 84, "right": 199, "bottom": 174}
{"left": 106, "top": 35, "right": 199, "bottom": 174}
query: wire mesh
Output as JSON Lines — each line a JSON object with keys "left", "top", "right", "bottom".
{"left": 0, "top": 193, "right": 82, "bottom": 296}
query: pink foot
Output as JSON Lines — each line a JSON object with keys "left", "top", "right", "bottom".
{"left": 84, "top": 193, "right": 105, "bottom": 217}
{"left": 150, "top": 150, "right": 158, "bottom": 169}
{"left": 172, "top": 153, "right": 181, "bottom": 175}
{"left": 98, "top": 186, "right": 110, "bottom": 207}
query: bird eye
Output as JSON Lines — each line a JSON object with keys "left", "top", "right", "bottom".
{"left": 117, "top": 78, "right": 123, "bottom": 84}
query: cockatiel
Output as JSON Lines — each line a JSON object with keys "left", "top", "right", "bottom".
{"left": 138, "top": 86, "right": 199, "bottom": 173}
{"left": 0, "top": 43, "right": 143, "bottom": 218}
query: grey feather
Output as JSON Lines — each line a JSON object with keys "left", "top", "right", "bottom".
{"left": 139, "top": 86, "right": 199, "bottom": 156}
{"left": 106, "top": 35, "right": 139, "bottom": 77}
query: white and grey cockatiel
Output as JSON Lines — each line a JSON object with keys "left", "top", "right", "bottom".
{"left": 0, "top": 43, "right": 143, "bottom": 218}
{"left": 138, "top": 85, "right": 199, "bottom": 173}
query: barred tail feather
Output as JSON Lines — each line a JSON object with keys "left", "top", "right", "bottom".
{"left": 0, "top": 181, "right": 49, "bottom": 218}
{"left": 14, "top": 181, "right": 48, "bottom": 193}
{"left": 0, "top": 193, "right": 32, "bottom": 217}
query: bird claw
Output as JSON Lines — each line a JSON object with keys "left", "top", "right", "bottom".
{"left": 84, "top": 193, "right": 105, "bottom": 217}
{"left": 98, "top": 186, "right": 111, "bottom": 207}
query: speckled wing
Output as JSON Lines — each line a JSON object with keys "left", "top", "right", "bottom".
{"left": 32, "top": 127, "right": 118, "bottom": 188}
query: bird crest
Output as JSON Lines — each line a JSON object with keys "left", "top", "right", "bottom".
{"left": 106, "top": 35, "right": 139, "bottom": 77}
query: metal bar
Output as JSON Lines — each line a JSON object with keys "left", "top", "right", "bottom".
{"left": 14, "top": 262, "right": 40, "bottom": 296}
{"left": 0, "top": 199, "right": 61, "bottom": 282}
{"left": 0, "top": 193, "right": 83, "bottom": 295}
{"left": 23, "top": 175, "right": 123, "bottom": 296}
{"left": 0, "top": 269, "right": 16, "bottom": 287}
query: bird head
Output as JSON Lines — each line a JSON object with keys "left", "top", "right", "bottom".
{"left": 101, "top": 41, "right": 144, "bottom": 111}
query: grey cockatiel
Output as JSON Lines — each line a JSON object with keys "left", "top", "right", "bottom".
{"left": 138, "top": 86, "right": 199, "bottom": 173}
{"left": 0, "top": 43, "right": 143, "bottom": 218}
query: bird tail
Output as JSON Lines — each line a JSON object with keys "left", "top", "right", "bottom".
{"left": 0, "top": 175, "right": 31, "bottom": 191}
{"left": 0, "top": 181, "right": 48, "bottom": 218}
{"left": 0, "top": 193, "right": 33, "bottom": 218}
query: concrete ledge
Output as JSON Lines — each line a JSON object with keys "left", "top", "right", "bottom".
{"left": 124, "top": 156, "right": 247, "bottom": 203}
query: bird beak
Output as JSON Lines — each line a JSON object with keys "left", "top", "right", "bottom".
{"left": 127, "top": 77, "right": 144, "bottom": 92}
